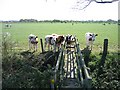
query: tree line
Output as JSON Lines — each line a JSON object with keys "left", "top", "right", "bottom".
{"left": 2, "top": 19, "right": 118, "bottom": 24}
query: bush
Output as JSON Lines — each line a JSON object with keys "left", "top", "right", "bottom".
{"left": 2, "top": 34, "right": 54, "bottom": 88}
{"left": 89, "top": 52, "right": 120, "bottom": 89}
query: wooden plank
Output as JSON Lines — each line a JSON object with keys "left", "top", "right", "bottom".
{"left": 55, "top": 50, "right": 63, "bottom": 82}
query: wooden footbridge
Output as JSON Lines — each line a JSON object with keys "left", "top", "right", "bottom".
{"left": 50, "top": 38, "right": 92, "bottom": 89}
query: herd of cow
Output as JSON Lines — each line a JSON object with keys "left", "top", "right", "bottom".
{"left": 28, "top": 32, "right": 98, "bottom": 52}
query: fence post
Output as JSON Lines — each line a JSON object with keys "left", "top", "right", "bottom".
{"left": 100, "top": 39, "right": 108, "bottom": 66}
{"left": 40, "top": 38, "right": 44, "bottom": 53}
{"left": 97, "top": 39, "right": 108, "bottom": 76}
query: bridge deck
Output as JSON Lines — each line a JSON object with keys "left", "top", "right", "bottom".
{"left": 61, "top": 78, "right": 81, "bottom": 88}
{"left": 54, "top": 41, "right": 92, "bottom": 89}
{"left": 61, "top": 48, "right": 82, "bottom": 88}
{"left": 64, "top": 50, "right": 77, "bottom": 78}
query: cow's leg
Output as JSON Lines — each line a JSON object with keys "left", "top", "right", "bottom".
{"left": 44, "top": 41, "right": 47, "bottom": 51}
{"left": 91, "top": 42, "right": 93, "bottom": 51}
{"left": 32, "top": 44, "right": 35, "bottom": 51}
{"left": 86, "top": 42, "right": 88, "bottom": 47}
{"left": 31, "top": 41, "right": 35, "bottom": 51}
{"left": 60, "top": 44, "right": 63, "bottom": 51}
{"left": 48, "top": 44, "right": 50, "bottom": 51}
{"left": 34, "top": 43, "right": 37, "bottom": 51}
{"left": 36, "top": 43, "right": 38, "bottom": 51}
{"left": 51, "top": 45, "right": 52, "bottom": 50}
{"left": 91, "top": 45, "right": 92, "bottom": 51}
{"left": 29, "top": 41, "right": 32, "bottom": 50}
{"left": 33, "top": 43, "right": 35, "bottom": 51}
{"left": 53, "top": 44, "right": 56, "bottom": 53}
{"left": 86, "top": 41, "right": 90, "bottom": 48}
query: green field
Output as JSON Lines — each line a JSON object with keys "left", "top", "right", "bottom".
{"left": 1, "top": 22, "right": 118, "bottom": 52}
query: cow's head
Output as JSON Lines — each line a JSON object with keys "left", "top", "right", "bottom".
{"left": 92, "top": 33, "right": 98, "bottom": 41}
{"left": 56, "top": 35, "right": 65, "bottom": 44}
{"left": 49, "top": 37, "right": 56, "bottom": 45}
{"left": 89, "top": 33, "right": 98, "bottom": 41}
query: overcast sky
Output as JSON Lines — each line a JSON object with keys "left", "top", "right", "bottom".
{"left": 0, "top": 0, "right": 119, "bottom": 21}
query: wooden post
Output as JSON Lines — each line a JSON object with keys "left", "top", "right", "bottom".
{"left": 97, "top": 39, "right": 108, "bottom": 76}
{"left": 40, "top": 38, "right": 44, "bottom": 53}
{"left": 100, "top": 39, "right": 108, "bottom": 67}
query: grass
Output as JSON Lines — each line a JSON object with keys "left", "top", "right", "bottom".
{"left": 1, "top": 22, "right": 118, "bottom": 53}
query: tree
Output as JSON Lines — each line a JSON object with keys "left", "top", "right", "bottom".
{"left": 45, "top": 0, "right": 119, "bottom": 10}
{"left": 73, "top": 0, "right": 119, "bottom": 10}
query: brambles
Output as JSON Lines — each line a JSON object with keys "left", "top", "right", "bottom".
{"left": 2, "top": 50, "right": 57, "bottom": 88}
{"left": 88, "top": 52, "right": 120, "bottom": 89}
{"left": 2, "top": 35, "right": 58, "bottom": 88}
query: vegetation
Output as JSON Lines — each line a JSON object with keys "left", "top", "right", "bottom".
{"left": 2, "top": 19, "right": 118, "bottom": 23}
{"left": 88, "top": 52, "right": 120, "bottom": 89}
{"left": 1, "top": 21, "right": 119, "bottom": 89}
{"left": 2, "top": 34, "right": 57, "bottom": 88}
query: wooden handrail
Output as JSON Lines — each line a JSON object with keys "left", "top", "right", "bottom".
{"left": 76, "top": 42, "right": 92, "bottom": 88}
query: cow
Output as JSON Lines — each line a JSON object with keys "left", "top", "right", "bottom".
{"left": 28, "top": 34, "right": 38, "bottom": 51}
{"left": 44, "top": 34, "right": 65, "bottom": 52}
{"left": 85, "top": 32, "right": 98, "bottom": 50}
{"left": 55, "top": 35, "right": 65, "bottom": 50}
{"left": 65, "top": 34, "right": 76, "bottom": 51}
{"left": 44, "top": 34, "right": 56, "bottom": 52}
{"left": 65, "top": 34, "right": 76, "bottom": 45}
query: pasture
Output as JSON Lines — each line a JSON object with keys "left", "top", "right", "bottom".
{"left": 1, "top": 22, "right": 118, "bottom": 53}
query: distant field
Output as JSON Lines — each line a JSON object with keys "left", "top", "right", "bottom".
{"left": 1, "top": 22, "right": 118, "bottom": 52}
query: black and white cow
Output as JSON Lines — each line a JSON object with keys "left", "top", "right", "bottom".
{"left": 85, "top": 32, "right": 98, "bottom": 50}
{"left": 65, "top": 34, "right": 76, "bottom": 45}
{"left": 28, "top": 34, "right": 38, "bottom": 51}
{"left": 44, "top": 34, "right": 56, "bottom": 52}
{"left": 65, "top": 34, "right": 76, "bottom": 51}
{"left": 44, "top": 34, "right": 65, "bottom": 52}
